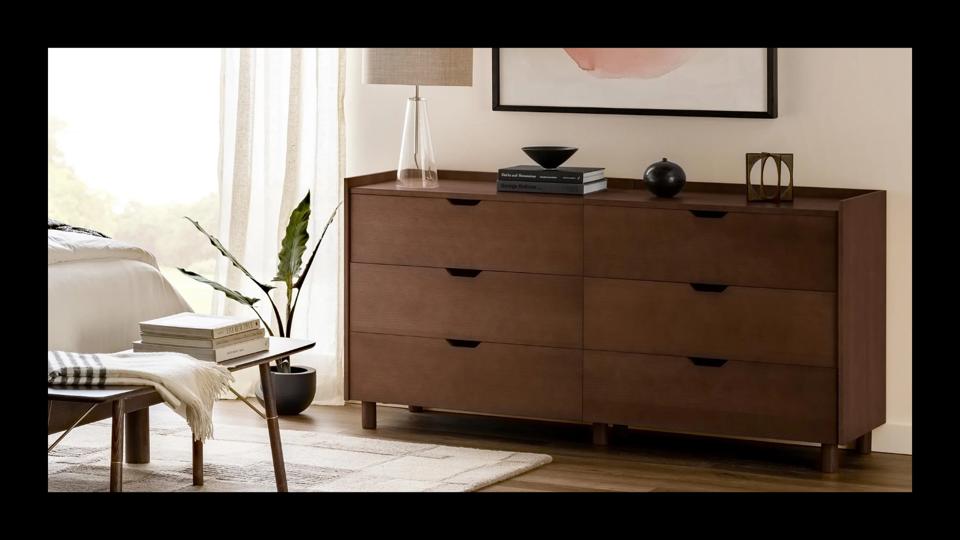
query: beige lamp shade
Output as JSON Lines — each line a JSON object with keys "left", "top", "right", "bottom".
{"left": 362, "top": 48, "right": 473, "bottom": 87}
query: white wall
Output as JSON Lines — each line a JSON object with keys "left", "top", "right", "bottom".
{"left": 345, "top": 48, "right": 912, "bottom": 454}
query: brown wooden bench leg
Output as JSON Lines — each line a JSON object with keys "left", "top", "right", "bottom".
{"left": 820, "top": 443, "right": 839, "bottom": 473}
{"left": 125, "top": 408, "right": 150, "bottom": 464}
{"left": 110, "top": 400, "right": 124, "bottom": 492}
{"left": 192, "top": 438, "right": 203, "bottom": 486}
{"left": 362, "top": 401, "right": 377, "bottom": 429}
{"left": 259, "top": 363, "right": 288, "bottom": 492}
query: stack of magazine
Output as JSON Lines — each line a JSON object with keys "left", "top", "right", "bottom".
{"left": 133, "top": 312, "right": 268, "bottom": 363}
{"left": 497, "top": 165, "right": 607, "bottom": 195}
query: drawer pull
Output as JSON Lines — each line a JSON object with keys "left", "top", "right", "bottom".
{"left": 446, "top": 339, "right": 481, "bottom": 348}
{"left": 446, "top": 268, "right": 482, "bottom": 278}
{"left": 447, "top": 198, "right": 481, "bottom": 206}
{"left": 690, "top": 209, "right": 727, "bottom": 219}
{"left": 690, "top": 282, "right": 728, "bottom": 293}
{"left": 688, "top": 357, "right": 728, "bottom": 367}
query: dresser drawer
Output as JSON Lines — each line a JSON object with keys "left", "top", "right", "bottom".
{"left": 584, "top": 205, "right": 837, "bottom": 291}
{"left": 351, "top": 194, "right": 582, "bottom": 275}
{"left": 351, "top": 263, "right": 582, "bottom": 348}
{"left": 350, "top": 332, "right": 582, "bottom": 421}
{"left": 584, "top": 350, "right": 837, "bottom": 443}
{"left": 584, "top": 278, "right": 836, "bottom": 367}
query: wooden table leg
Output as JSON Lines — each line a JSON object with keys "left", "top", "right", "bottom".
{"left": 259, "top": 363, "right": 288, "bottom": 492}
{"left": 125, "top": 408, "right": 150, "bottom": 464}
{"left": 192, "top": 437, "right": 203, "bottom": 486}
{"left": 110, "top": 400, "right": 125, "bottom": 492}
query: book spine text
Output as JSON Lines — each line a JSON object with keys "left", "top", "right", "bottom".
{"left": 212, "top": 319, "right": 262, "bottom": 338}
{"left": 497, "top": 181, "right": 585, "bottom": 194}
{"left": 498, "top": 170, "right": 599, "bottom": 184}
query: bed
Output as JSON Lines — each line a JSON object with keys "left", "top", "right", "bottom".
{"left": 48, "top": 229, "right": 191, "bottom": 353}
{"left": 48, "top": 227, "right": 192, "bottom": 458}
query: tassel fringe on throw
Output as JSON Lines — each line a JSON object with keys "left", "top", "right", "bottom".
{"left": 48, "top": 350, "right": 235, "bottom": 441}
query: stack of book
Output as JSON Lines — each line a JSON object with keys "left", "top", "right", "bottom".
{"left": 133, "top": 312, "right": 268, "bottom": 363}
{"left": 497, "top": 165, "right": 607, "bottom": 195}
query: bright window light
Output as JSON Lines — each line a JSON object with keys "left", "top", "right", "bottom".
{"left": 49, "top": 48, "right": 222, "bottom": 312}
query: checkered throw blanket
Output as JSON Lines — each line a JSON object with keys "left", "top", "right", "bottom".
{"left": 48, "top": 350, "right": 234, "bottom": 441}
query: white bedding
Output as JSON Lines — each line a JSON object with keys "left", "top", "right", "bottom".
{"left": 48, "top": 230, "right": 191, "bottom": 353}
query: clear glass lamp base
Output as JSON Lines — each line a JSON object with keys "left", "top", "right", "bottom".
{"left": 397, "top": 96, "right": 438, "bottom": 189}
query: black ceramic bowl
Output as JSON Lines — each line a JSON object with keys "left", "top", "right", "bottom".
{"left": 522, "top": 146, "right": 578, "bottom": 169}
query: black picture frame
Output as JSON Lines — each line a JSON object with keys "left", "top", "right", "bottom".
{"left": 492, "top": 48, "right": 778, "bottom": 119}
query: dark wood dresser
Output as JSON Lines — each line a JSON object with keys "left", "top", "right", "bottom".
{"left": 344, "top": 170, "right": 886, "bottom": 472}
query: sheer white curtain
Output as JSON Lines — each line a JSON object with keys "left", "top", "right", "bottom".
{"left": 216, "top": 48, "right": 345, "bottom": 404}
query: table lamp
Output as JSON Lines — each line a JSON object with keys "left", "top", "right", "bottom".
{"left": 362, "top": 48, "right": 473, "bottom": 188}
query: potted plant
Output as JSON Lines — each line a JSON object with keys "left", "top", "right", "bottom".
{"left": 180, "top": 192, "right": 340, "bottom": 415}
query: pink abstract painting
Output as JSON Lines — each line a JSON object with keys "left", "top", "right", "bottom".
{"left": 495, "top": 48, "right": 775, "bottom": 117}
{"left": 562, "top": 48, "right": 697, "bottom": 79}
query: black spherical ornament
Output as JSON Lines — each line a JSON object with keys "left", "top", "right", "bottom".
{"left": 643, "top": 157, "right": 686, "bottom": 198}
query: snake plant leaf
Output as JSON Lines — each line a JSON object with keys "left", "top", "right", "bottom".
{"left": 273, "top": 191, "right": 311, "bottom": 286}
{"left": 184, "top": 217, "right": 275, "bottom": 293}
{"left": 294, "top": 200, "right": 341, "bottom": 291}
{"left": 177, "top": 268, "right": 260, "bottom": 306}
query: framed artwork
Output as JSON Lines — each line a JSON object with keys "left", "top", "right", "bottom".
{"left": 492, "top": 48, "right": 777, "bottom": 118}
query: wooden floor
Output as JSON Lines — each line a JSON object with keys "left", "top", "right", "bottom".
{"left": 154, "top": 401, "right": 911, "bottom": 492}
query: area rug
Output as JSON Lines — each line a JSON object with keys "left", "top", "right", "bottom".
{"left": 48, "top": 420, "right": 552, "bottom": 492}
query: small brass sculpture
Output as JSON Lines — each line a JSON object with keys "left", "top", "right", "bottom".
{"left": 746, "top": 152, "right": 794, "bottom": 203}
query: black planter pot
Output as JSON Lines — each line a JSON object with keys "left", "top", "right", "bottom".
{"left": 255, "top": 365, "right": 316, "bottom": 416}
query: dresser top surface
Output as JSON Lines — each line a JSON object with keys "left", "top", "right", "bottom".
{"left": 350, "top": 175, "right": 882, "bottom": 216}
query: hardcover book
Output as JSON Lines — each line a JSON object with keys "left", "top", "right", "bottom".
{"left": 498, "top": 165, "right": 605, "bottom": 184}
{"left": 138, "top": 312, "right": 261, "bottom": 339}
{"left": 132, "top": 336, "right": 269, "bottom": 363}
{"left": 497, "top": 179, "right": 607, "bottom": 195}
{"left": 140, "top": 327, "right": 266, "bottom": 349}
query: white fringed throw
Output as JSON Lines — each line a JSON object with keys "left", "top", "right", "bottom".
{"left": 48, "top": 351, "right": 234, "bottom": 441}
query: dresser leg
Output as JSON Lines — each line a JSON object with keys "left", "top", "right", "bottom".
{"left": 592, "top": 423, "right": 610, "bottom": 446}
{"left": 854, "top": 432, "right": 872, "bottom": 455}
{"left": 408, "top": 405, "right": 424, "bottom": 413}
{"left": 820, "top": 443, "right": 839, "bottom": 473}
{"left": 361, "top": 401, "right": 377, "bottom": 429}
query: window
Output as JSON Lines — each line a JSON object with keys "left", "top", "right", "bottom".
{"left": 48, "top": 48, "right": 221, "bottom": 312}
